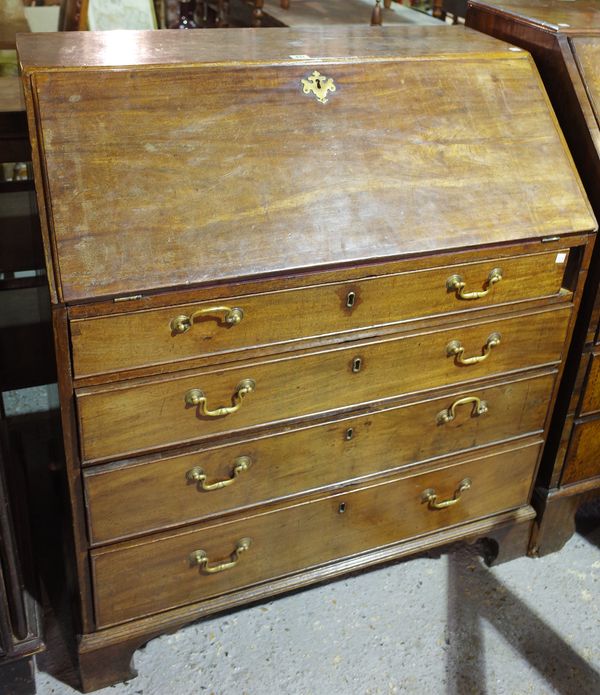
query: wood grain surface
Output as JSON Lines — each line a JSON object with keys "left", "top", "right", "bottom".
{"left": 90, "top": 439, "right": 541, "bottom": 627}
{"left": 76, "top": 306, "right": 570, "bottom": 462}
{"left": 466, "top": 0, "right": 600, "bottom": 553}
{"left": 27, "top": 41, "right": 593, "bottom": 301}
{"left": 84, "top": 370, "right": 555, "bottom": 544}
{"left": 561, "top": 416, "right": 600, "bottom": 485}
{"left": 70, "top": 250, "right": 570, "bottom": 378}
{"left": 16, "top": 26, "right": 518, "bottom": 70}
{"left": 468, "top": 0, "right": 600, "bottom": 32}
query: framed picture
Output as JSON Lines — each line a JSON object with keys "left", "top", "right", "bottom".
{"left": 86, "top": 0, "right": 157, "bottom": 30}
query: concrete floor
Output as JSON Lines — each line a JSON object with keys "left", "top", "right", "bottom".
{"left": 34, "top": 510, "right": 600, "bottom": 695}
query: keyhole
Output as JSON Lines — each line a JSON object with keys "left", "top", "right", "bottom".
{"left": 338, "top": 503, "right": 346, "bottom": 514}
{"left": 346, "top": 291, "right": 356, "bottom": 308}
{"left": 352, "top": 357, "right": 362, "bottom": 373}
{"left": 345, "top": 427, "right": 354, "bottom": 440}
{"left": 316, "top": 78, "right": 321, "bottom": 89}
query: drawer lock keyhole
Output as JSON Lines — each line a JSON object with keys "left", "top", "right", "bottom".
{"left": 352, "top": 357, "right": 362, "bottom": 373}
{"left": 346, "top": 291, "right": 356, "bottom": 308}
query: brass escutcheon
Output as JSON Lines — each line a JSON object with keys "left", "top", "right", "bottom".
{"left": 301, "top": 70, "right": 336, "bottom": 104}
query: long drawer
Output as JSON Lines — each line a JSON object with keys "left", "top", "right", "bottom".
{"left": 70, "top": 250, "right": 569, "bottom": 378}
{"left": 90, "top": 439, "right": 541, "bottom": 627}
{"left": 84, "top": 371, "right": 555, "bottom": 544}
{"left": 77, "top": 306, "right": 570, "bottom": 462}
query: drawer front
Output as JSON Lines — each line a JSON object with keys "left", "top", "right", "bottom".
{"left": 561, "top": 417, "right": 600, "bottom": 486}
{"left": 77, "top": 307, "right": 570, "bottom": 462}
{"left": 85, "top": 372, "right": 555, "bottom": 544}
{"left": 91, "top": 440, "right": 540, "bottom": 627}
{"left": 70, "top": 250, "right": 569, "bottom": 378}
{"left": 580, "top": 352, "right": 600, "bottom": 416}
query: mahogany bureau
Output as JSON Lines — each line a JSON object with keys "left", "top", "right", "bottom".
{"left": 467, "top": 0, "right": 600, "bottom": 555}
{"left": 17, "top": 26, "right": 596, "bottom": 690}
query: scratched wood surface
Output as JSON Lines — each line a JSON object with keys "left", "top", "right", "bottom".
{"left": 16, "top": 26, "right": 518, "bottom": 69}
{"left": 24, "top": 33, "right": 593, "bottom": 302}
{"left": 70, "top": 249, "right": 569, "bottom": 378}
{"left": 90, "top": 440, "right": 541, "bottom": 627}
{"left": 76, "top": 306, "right": 571, "bottom": 462}
{"left": 84, "top": 371, "right": 555, "bottom": 544}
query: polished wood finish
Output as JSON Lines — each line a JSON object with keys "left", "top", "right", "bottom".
{"left": 77, "top": 306, "right": 571, "bottom": 462}
{"left": 91, "top": 439, "right": 541, "bottom": 628}
{"left": 467, "top": 0, "right": 600, "bottom": 554}
{"left": 18, "top": 27, "right": 596, "bottom": 689}
{"left": 20, "top": 28, "right": 593, "bottom": 302}
{"left": 561, "top": 417, "right": 600, "bottom": 485}
{"left": 70, "top": 250, "right": 570, "bottom": 378}
{"left": 13, "top": 25, "right": 533, "bottom": 69}
{"left": 78, "top": 505, "right": 536, "bottom": 693}
{"left": 84, "top": 371, "right": 555, "bottom": 544}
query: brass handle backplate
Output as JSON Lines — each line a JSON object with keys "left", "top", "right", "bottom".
{"left": 446, "top": 268, "right": 503, "bottom": 300}
{"left": 187, "top": 455, "right": 252, "bottom": 491}
{"left": 446, "top": 332, "right": 501, "bottom": 365}
{"left": 190, "top": 537, "right": 252, "bottom": 574}
{"left": 301, "top": 70, "right": 336, "bottom": 104}
{"left": 171, "top": 306, "right": 244, "bottom": 334}
{"left": 185, "top": 379, "right": 255, "bottom": 417}
{"left": 422, "top": 478, "right": 472, "bottom": 510}
{"left": 437, "top": 396, "right": 488, "bottom": 425}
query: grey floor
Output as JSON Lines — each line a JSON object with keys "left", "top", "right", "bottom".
{"left": 34, "top": 515, "right": 600, "bottom": 695}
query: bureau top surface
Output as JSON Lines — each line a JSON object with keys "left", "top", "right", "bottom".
{"left": 18, "top": 26, "right": 595, "bottom": 303}
{"left": 468, "top": 0, "right": 600, "bottom": 33}
{"left": 17, "top": 25, "right": 522, "bottom": 69}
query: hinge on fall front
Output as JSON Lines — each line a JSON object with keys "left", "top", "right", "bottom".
{"left": 113, "top": 294, "right": 143, "bottom": 303}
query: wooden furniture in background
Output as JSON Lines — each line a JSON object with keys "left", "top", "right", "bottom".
{"left": 0, "top": 425, "right": 44, "bottom": 695}
{"left": 59, "top": 0, "right": 88, "bottom": 31}
{"left": 0, "top": 57, "right": 48, "bottom": 695}
{"left": 467, "top": 0, "right": 600, "bottom": 555}
{"left": 0, "top": 69, "right": 55, "bottom": 403}
{"left": 433, "top": 0, "right": 467, "bottom": 23}
{"left": 249, "top": 0, "right": 437, "bottom": 28}
{"left": 18, "top": 25, "right": 596, "bottom": 690}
